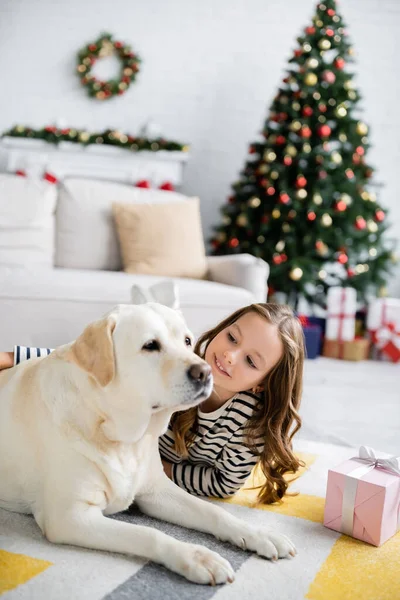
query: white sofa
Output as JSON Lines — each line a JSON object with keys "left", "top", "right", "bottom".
{"left": 0, "top": 174, "right": 269, "bottom": 348}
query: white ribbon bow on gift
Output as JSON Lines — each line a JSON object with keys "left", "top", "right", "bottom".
{"left": 375, "top": 323, "right": 400, "bottom": 351}
{"left": 340, "top": 446, "right": 400, "bottom": 536}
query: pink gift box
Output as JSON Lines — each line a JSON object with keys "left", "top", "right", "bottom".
{"left": 324, "top": 448, "right": 400, "bottom": 546}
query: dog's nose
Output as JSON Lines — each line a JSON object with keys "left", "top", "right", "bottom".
{"left": 187, "top": 363, "right": 212, "bottom": 384}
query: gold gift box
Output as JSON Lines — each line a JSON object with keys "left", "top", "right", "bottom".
{"left": 322, "top": 338, "right": 370, "bottom": 361}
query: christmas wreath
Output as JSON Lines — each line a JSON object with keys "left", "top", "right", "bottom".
{"left": 76, "top": 32, "right": 141, "bottom": 100}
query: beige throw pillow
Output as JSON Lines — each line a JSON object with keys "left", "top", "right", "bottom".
{"left": 113, "top": 197, "right": 208, "bottom": 278}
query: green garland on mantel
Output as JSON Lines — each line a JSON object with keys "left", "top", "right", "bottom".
{"left": 2, "top": 125, "right": 189, "bottom": 153}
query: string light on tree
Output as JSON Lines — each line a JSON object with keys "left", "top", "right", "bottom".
{"left": 289, "top": 267, "right": 303, "bottom": 281}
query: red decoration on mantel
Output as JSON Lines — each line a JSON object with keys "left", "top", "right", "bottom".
{"left": 16, "top": 169, "right": 26, "bottom": 177}
{"left": 43, "top": 172, "right": 58, "bottom": 184}
{"left": 159, "top": 181, "right": 175, "bottom": 191}
{"left": 135, "top": 179, "right": 151, "bottom": 188}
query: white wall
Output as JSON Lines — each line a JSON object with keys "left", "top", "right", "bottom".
{"left": 1, "top": 0, "right": 399, "bottom": 295}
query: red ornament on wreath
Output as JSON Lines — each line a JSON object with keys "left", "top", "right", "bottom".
{"left": 76, "top": 32, "right": 141, "bottom": 100}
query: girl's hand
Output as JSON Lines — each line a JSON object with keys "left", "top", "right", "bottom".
{"left": 0, "top": 352, "right": 14, "bottom": 371}
{"left": 161, "top": 459, "right": 173, "bottom": 479}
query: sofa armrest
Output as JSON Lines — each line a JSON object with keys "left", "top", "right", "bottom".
{"left": 206, "top": 254, "right": 269, "bottom": 303}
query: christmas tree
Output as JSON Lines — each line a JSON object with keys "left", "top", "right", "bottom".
{"left": 210, "top": 0, "right": 395, "bottom": 308}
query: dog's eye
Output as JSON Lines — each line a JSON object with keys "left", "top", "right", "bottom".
{"left": 142, "top": 340, "right": 161, "bottom": 352}
{"left": 185, "top": 337, "right": 192, "bottom": 347}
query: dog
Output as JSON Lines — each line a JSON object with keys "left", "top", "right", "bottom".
{"left": 0, "top": 303, "right": 296, "bottom": 585}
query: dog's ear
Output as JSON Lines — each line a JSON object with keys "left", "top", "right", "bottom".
{"left": 68, "top": 316, "right": 116, "bottom": 386}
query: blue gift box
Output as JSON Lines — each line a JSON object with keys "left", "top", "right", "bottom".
{"left": 303, "top": 324, "right": 322, "bottom": 359}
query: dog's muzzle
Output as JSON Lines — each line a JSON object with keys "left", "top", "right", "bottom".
{"left": 186, "top": 363, "right": 213, "bottom": 402}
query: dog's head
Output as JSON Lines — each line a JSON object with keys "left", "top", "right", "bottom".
{"left": 67, "top": 303, "right": 213, "bottom": 443}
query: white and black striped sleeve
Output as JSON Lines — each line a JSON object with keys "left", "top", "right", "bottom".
{"left": 171, "top": 428, "right": 260, "bottom": 498}
{"left": 14, "top": 346, "right": 54, "bottom": 366}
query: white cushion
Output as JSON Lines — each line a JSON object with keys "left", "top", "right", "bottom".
{"left": 0, "top": 174, "right": 56, "bottom": 266}
{"left": 0, "top": 266, "right": 255, "bottom": 345}
{"left": 55, "top": 178, "right": 188, "bottom": 271}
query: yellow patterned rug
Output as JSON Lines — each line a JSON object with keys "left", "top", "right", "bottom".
{"left": 1, "top": 439, "right": 399, "bottom": 599}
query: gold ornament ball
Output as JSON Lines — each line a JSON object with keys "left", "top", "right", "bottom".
{"left": 257, "top": 235, "right": 265, "bottom": 244}
{"left": 344, "top": 79, "right": 354, "bottom": 90}
{"left": 258, "top": 164, "right": 269, "bottom": 174}
{"left": 151, "top": 142, "right": 159, "bottom": 151}
{"left": 318, "top": 115, "right": 327, "bottom": 123}
{"left": 339, "top": 133, "right": 347, "bottom": 142}
{"left": 316, "top": 19, "right": 323, "bottom": 27}
{"left": 222, "top": 215, "right": 231, "bottom": 225}
{"left": 331, "top": 151, "right": 342, "bottom": 164}
{"left": 336, "top": 106, "right": 347, "bottom": 118}
{"left": 348, "top": 91, "right": 357, "bottom": 100}
{"left": 77, "top": 64, "right": 86, "bottom": 73}
{"left": 305, "top": 73, "right": 318, "bottom": 86}
{"left": 391, "top": 252, "right": 399, "bottom": 264}
{"left": 306, "top": 58, "right": 319, "bottom": 69}
{"left": 369, "top": 192, "right": 377, "bottom": 203}
{"left": 356, "top": 121, "right": 368, "bottom": 136}
{"left": 123, "top": 68, "right": 133, "bottom": 76}
{"left": 303, "top": 143, "right": 312, "bottom": 153}
{"left": 348, "top": 47, "right": 355, "bottom": 56}
{"left": 286, "top": 145, "right": 297, "bottom": 157}
{"left": 236, "top": 214, "right": 248, "bottom": 227}
{"left": 341, "top": 193, "right": 352, "bottom": 205}
{"left": 313, "top": 193, "right": 323, "bottom": 205}
{"left": 288, "top": 209, "right": 297, "bottom": 219}
{"left": 248, "top": 196, "right": 261, "bottom": 208}
{"left": 328, "top": 98, "right": 336, "bottom": 106}
{"left": 119, "top": 82, "right": 128, "bottom": 90}
{"left": 272, "top": 209, "right": 281, "bottom": 219}
{"left": 290, "top": 120, "right": 302, "bottom": 132}
{"left": 217, "top": 232, "right": 227, "bottom": 242}
{"left": 270, "top": 170, "right": 279, "bottom": 180}
{"left": 321, "top": 213, "right": 332, "bottom": 227}
{"left": 367, "top": 220, "right": 378, "bottom": 233}
{"left": 303, "top": 43, "right": 312, "bottom": 52}
{"left": 296, "top": 189, "right": 308, "bottom": 199}
{"left": 369, "top": 247, "right": 378, "bottom": 257}
{"left": 276, "top": 240, "right": 285, "bottom": 252}
{"left": 282, "top": 223, "right": 291, "bottom": 233}
{"left": 313, "top": 91, "right": 321, "bottom": 100}
{"left": 289, "top": 267, "right": 303, "bottom": 281}
{"left": 292, "top": 102, "right": 301, "bottom": 111}
{"left": 264, "top": 150, "right": 276, "bottom": 162}
{"left": 16, "top": 125, "right": 25, "bottom": 132}
{"left": 319, "top": 39, "right": 331, "bottom": 50}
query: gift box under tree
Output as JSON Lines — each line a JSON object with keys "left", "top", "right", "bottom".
{"left": 298, "top": 316, "right": 321, "bottom": 359}
{"left": 367, "top": 298, "right": 400, "bottom": 363}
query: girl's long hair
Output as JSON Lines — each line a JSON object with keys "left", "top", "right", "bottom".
{"left": 170, "top": 303, "right": 305, "bottom": 504}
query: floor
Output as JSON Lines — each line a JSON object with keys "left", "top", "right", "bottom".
{"left": 298, "top": 357, "right": 400, "bottom": 455}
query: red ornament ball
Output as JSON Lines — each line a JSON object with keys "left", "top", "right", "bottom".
{"left": 229, "top": 238, "right": 239, "bottom": 248}
{"left": 16, "top": 169, "right": 26, "bottom": 177}
{"left": 296, "top": 176, "right": 307, "bottom": 188}
{"left": 281, "top": 254, "right": 288, "bottom": 262}
{"left": 305, "top": 26, "right": 316, "bottom": 35}
{"left": 318, "top": 170, "right": 328, "bottom": 180}
{"left": 356, "top": 146, "right": 365, "bottom": 156}
{"left": 249, "top": 145, "right": 256, "bottom": 154}
{"left": 326, "top": 28, "right": 334, "bottom": 37}
{"left": 294, "top": 49, "right": 302, "bottom": 57}
{"left": 267, "top": 186, "right": 276, "bottom": 196}
{"left": 283, "top": 155, "right": 293, "bottom": 166}
{"left": 43, "top": 172, "right": 58, "bottom": 184}
{"left": 327, "top": 8, "right": 335, "bottom": 16}
{"left": 334, "top": 57, "right": 345, "bottom": 69}
{"left": 279, "top": 192, "right": 290, "bottom": 204}
{"left": 338, "top": 252, "right": 348, "bottom": 264}
{"left": 375, "top": 210, "right": 385, "bottom": 222}
{"left": 136, "top": 179, "right": 151, "bottom": 189}
{"left": 307, "top": 211, "right": 316, "bottom": 221}
{"left": 318, "top": 103, "right": 327, "bottom": 113}
{"left": 336, "top": 201, "right": 347, "bottom": 212}
{"left": 273, "top": 254, "right": 283, "bottom": 265}
{"left": 317, "top": 124, "right": 331, "bottom": 137}
{"left": 323, "top": 70, "right": 336, "bottom": 84}
{"left": 302, "top": 106, "right": 313, "bottom": 117}
{"left": 300, "top": 125, "right": 312, "bottom": 138}
{"left": 355, "top": 216, "right": 367, "bottom": 230}
{"left": 346, "top": 169, "right": 355, "bottom": 179}
{"left": 347, "top": 267, "right": 355, "bottom": 277}
{"left": 276, "top": 135, "right": 286, "bottom": 145}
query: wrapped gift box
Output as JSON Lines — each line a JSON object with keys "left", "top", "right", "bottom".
{"left": 326, "top": 287, "right": 356, "bottom": 342}
{"left": 324, "top": 446, "right": 400, "bottom": 547}
{"left": 303, "top": 324, "right": 321, "bottom": 359}
{"left": 367, "top": 298, "right": 400, "bottom": 363}
{"left": 322, "top": 338, "right": 370, "bottom": 361}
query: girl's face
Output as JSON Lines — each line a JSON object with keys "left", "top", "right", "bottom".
{"left": 204, "top": 312, "right": 283, "bottom": 401}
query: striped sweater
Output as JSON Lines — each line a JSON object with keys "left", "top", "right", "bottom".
{"left": 14, "top": 346, "right": 263, "bottom": 498}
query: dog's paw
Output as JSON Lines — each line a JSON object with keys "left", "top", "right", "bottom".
{"left": 225, "top": 526, "right": 296, "bottom": 561}
{"left": 165, "top": 543, "right": 235, "bottom": 585}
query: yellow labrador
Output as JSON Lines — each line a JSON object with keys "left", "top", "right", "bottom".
{"left": 0, "top": 303, "right": 295, "bottom": 585}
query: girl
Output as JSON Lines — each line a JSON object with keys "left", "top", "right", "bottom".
{"left": 0, "top": 303, "right": 305, "bottom": 504}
